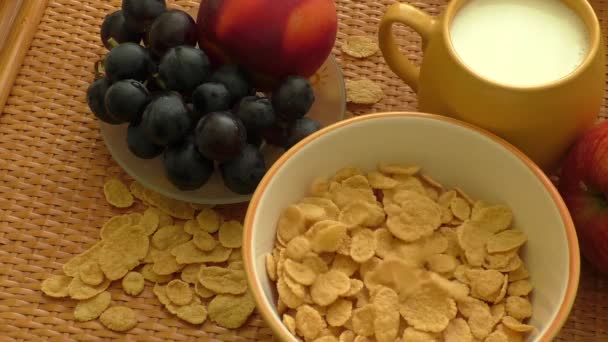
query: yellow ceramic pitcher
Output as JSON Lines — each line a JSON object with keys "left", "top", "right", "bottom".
{"left": 379, "top": 0, "right": 605, "bottom": 170}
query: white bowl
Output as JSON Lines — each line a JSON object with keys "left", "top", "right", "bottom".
{"left": 100, "top": 55, "right": 346, "bottom": 205}
{"left": 243, "top": 112, "right": 579, "bottom": 342}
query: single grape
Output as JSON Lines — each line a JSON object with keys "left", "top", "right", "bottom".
{"left": 105, "top": 79, "right": 149, "bottom": 123}
{"left": 100, "top": 10, "right": 142, "bottom": 50}
{"left": 142, "top": 92, "right": 192, "bottom": 146}
{"left": 147, "top": 10, "right": 198, "bottom": 57}
{"left": 247, "top": 129, "right": 264, "bottom": 147}
{"left": 209, "top": 65, "right": 254, "bottom": 105}
{"left": 272, "top": 76, "right": 315, "bottom": 121}
{"left": 285, "top": 117, "right": 321, "bottom": 149}
{"left": 104, "top": 42, "right": 155, "bottom": 82}
{"left": 260, "top": 122, "right": 289, "bottom": 148}
{"left": 195, "top": 111, "right": 247, "bottom": 162}
{"left": 122, "top": 0, "right": 166, "bottom": 33}
{"left": 163, "top": 136, "right": 215, "bottom": 191}
{"left": 86, "top": 78, "right": 122, "bottom": 124}
{"left": 235, "top": 96, "right": 276, "bottom": 131}
{"left": 158, "top": 46, "right": 210, "bottom": 95}
{"left": 220, "top": 144, "right": 266, "bottom": 195}
{"left": 127, "top": 120, "right": 165, "bottom": 159}
{"left": 192, "top": 82, "right": 231, "bottom": 120}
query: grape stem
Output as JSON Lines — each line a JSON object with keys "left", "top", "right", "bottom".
{"left": 93, "top": 59, "right": 105, "bottom": 80}
{"left": 107, "top": 38, "right": 120, "bottom": 49}
{"left": 152, "top": 73, "right": 167, "bottom": 90}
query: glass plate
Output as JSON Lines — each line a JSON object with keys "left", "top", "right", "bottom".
{"left": 100, "top": 55, "right": 346, "bottom": 204}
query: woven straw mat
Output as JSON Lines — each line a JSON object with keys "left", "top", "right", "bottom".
{"left": 0, "top": 0, "right": 606, "bottom": 341}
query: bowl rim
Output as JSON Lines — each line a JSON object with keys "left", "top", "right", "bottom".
{"left": 243, "top": 111, "right": 580, "bottom": 342}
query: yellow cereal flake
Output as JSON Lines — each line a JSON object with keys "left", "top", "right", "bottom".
{"left": 277, "top": 205, "right": 307, "bottom": 244}
{"left": 443, "top": 317, "right": 472, "bottom": 342}
{"left": 507, "top": 280, "right": 533, "bottom": 297}
{"left": 450, "top": 197, "right": 471, "bottom": 221}
{"left": 366, "top": 171, "right": 399, "bottom": 190}
{"left": 103, "top": 178, "right": 134, "bottom": 208}
{"left": 198, "top": 266, "right": 247, "bottom": 295}
{"left": 278, "top": 277, "right": 304, "bottom": 309}
{"left": 326, "top": 299, "right": 353, "bottom": 327}
{"left": 295, "top": 304, "right": 326, "bottom": 340}
{"left": 505, "top": 296, "right": 533, "bottom": 320}
{"left": 466, "top": 269, "right": 505, "bottom": 302}
{"left": 427, "top": 253, "right": 458, "bottom": 274}
{"left": 285, "top": 236, "right": 311, "bottom": 261}
{"left": 152, "top": 249, "right": 184, "bottom": 275}
{"left": 74, "top": 291, "right": 111, "bottom": 322}
{"left": 457, "top": 296, "right": 490, "bottom": 319}
{"left": 98, "top": 225, "right": 149, "bottom": 280}
{"left": 470, "top": 205, "right": 513, "bottom": 233}
{"left": 68, "top": 275, "right": 111, "bottom": 300}
{"left": 218, "top": 220, "right": 243, "bottom": 248}
{"left": 501, "top": 316, "right": 534, "bottom": 332}
{"left": 350, "top": 228, "right": 377, "bottom": 263}
{"left": 208, "top": 292, "right": 256, "bottom": 329}
{"left": 285, "top": 259, "right": 317, "bottom": 285}
{"left": 99, "top": 306, "right": 137, "bottom": 332}
{"left": 140, "top": 263, "right": 173, "bottom": 283}
{"left": 153, "top": 283, "right": 171, "bottom": 306}
{"left": 342, "top": 35, "right": 378, "bottom": 58}
{"left": 175, "top": 303, "right": 208, "bottom": 324}
{"left": 152, "top": 225, "right": 191, "bottom": 250}
{"left": 78, "top": 261, "right": 104, "bottom": 286}
{"left": 486, "top": 229, "right": 528, "bottom": 253}
{"left": 343, "top": 278, "right": 364, "bottom": 297}
{"left": 331, "top": 254, "right": 359, "bottom": 277}
{"left": 63, "top": 242, "right": 104, "bottom": 277}
{"left": 122, "top": 271, "right": 145, "bottom": 296}
{"left": 339, "top": 201, "right": 385, "bottom": 228}
{"left": 166, "top": 279, "right": 193, "bottom": 305}
{"left": 352, "top": 304, "right": 376, "bottom": 337}
{"left": 129, "top": 181, "right": 146, "bottom": 202}
{"left": 283, "top": 313, "right": 297, "bottom": 335}
{"left": 401, "top": 327, "right": 439, "bottom": 341}
{"left": 372, "top": 286, "right": 400, "bottom": 342}
{"left": 310, "top": 177, "right": 330, "bottom": 196}
{"left": 339, "top": 330, "right": 356, "bottom": 342}
{"left": 346, "top": 78, "right": 384, "bottom": 104}
{"left": 194, "top": 281, "right": 215, "bottom": 299}
{"left": 100, "top": 214, "right": 134, "bottom": 240}
{"left": 284, "top": 273, "right": 307, "bottom": 299}
{"left": 497, "top": 255, "right": 523, "bottom": 273}
{"left": 386, "top": 191, "right": 441, "bottom": 242}
{"left": 265, "top": 253, "right": 277, "bottom": 281}
{"left": 494, "top": 274, "right": 509, "bottom": 304}
{"left": 468, "top": 307, "right": 494, "bottom": 339}
{"left": 140, "top": 208, "right": 160, "bottom": 236}
{"left": 300, "top": 197, "right": 340, "bottom": 220}
{"left": 496, "top": 323, "right": 524, "bottom": 342}
{"left": 143, "top": 187, "right": 195, "bottom": 219}
{"left": 330, "top": 167, "right": 363, "bottom": 183}
{"left": 311, "top": 223, "right": 348, "bottom": 253}
{"left": 298, "top": 203, "right": 327, "bottom": 222}
{"left": 399, "top": 285, "right": 457, "bottom": 333}
{"left": 192, "top": 231, "right": 217, "bottom": 251}
{"left": 485, "top": 330, "right": 509, "bottom": 342}
{"left": 311, "top": 270, "right": 351, "bottom": 306}
{"left": 484, "top": 250, "right": 518, "bottom": 269}
{"left": 41, "top": 275, "right": 73, "bottom": 298}
{"left": 378, "top": 163, "right": 421, "bottom": 176}
{"left": 196, "top": 208, "right": 222, "bottom": 233}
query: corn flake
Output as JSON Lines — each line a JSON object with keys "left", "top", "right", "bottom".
{"left": 466, "top": 269, "right": 504, "bottom": 302}
{"left": 41, "top": 275, "right": 73, "bottom": 298}
{"left": 505, "top": 296, "right": 532, "bottom": 320}
{"left": 295, "top": 304, "right": 326, "bottom": 340}
{"left": 507, "top": 280, "right": 533, "bottom": 297}
{"left": 122, "top": 271, "right": 144, "bottom": 296}
{"left": 443, "top": 317, "right": 472, "bottom": 342}
{"left": 218, "top": 220, "right": 243, "bottom": 248}
{"left": 311, "top": 270, "right": 351, "bottom": 306}
{"left": 166, "top": 279, "right": 193, "bottom": 305}
{"left": 311, "top": 223, "right": 348, "bottom": 253}
{"left": 332, "top": 255, "right": 359, "bottom": 277}
{"left": 199, "top": 266, "right": 247, "bottom": 295}
{"left": 468, "top": 307, "right": 494, "bottom": 339}
{"left": 350, "top": 228, "right": 376, "bottom": 263}
{"left": 140, "top": 263, "right": 172, "bottom": 283}
{"left": 283, "top": 313, "right": 297, "bottom": 335}
{"left": 352, "top": 304, "right": 376, "bottom": 337}
{"left": 286, "top": 236, "right": 311, "bottom": 261}
{"left": 172, "top": 241, "right": 232, "bottom": 264}
{"left": 143, "top": 187, "right": 194, "bottom": 219}
{"left": 327, "top": 299, "right": 353, "bottom": 327}
{"left": 195, "top": 282, "right": 215, "bottom": 299}
{"left": 68, "top": 275, "right": 111, "bottom": 300}
{"left": 285, "top": 259, "right": 317, "bottom": 285}
{"left": 103, "top": 178, "right": 134, "bottom": 208}
{"left": 501, "top": 316, "right": 534, "bottom": 332}
{"left": 486, "top": 229, "right": 528, "bottom": 253}
{"left": 152, "top": 249, "right": 183, "bottom": 275}
{"left": 74, "top": 291, "right": 111, "bottom": 322}
{"left": 399, "top": 285, "right": 456, "bottom": 332}
{"left": 99, "top": 306, "right": 137, "bottom": 332}
{"left": 152, "top": 225, "right": 191, "bottom": 250}
{"left": 208, "top": 292, "right": 256, "bottom": 329}
{"left": 78, "top": 261, "right": 104, "bottom": 286}
{"left": 372, "top": 286, "right": 400, "bottom": 342}
{"left": 342, "top": 35, "right": 378, "bottom": 58}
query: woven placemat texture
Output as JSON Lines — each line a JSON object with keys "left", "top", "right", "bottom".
{"left": 0, "top": 0, "right": 606, "bottom": 341}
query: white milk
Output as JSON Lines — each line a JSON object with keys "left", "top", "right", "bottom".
{"left": 450, "top": 0, "right": 589, "bottom": 87}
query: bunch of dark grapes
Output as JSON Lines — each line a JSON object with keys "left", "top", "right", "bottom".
{"left": 87, "top": 0, "right": 321, "bottom": 194}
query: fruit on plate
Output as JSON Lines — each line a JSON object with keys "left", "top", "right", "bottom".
{"left": 197, "top": 0, "right": 338, "bottom": 86}
{"left": 559, "top": 121, "right": 608, "bottom": 273}
{"left": 86, "top": 1, "right": 323, "bottom": 195}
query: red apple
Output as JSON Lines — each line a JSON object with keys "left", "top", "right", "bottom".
{"left": 197, "top": 0, "right": 337, "bottom": 87}
{"left": 559, "top": 120, "right": 608, "bottom": 273}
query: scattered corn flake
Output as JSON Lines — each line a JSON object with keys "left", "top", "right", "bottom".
{"left": 441, "top": 207, "right": 455, "bottom": 224}
{"left": 63, "top": 242, "right": 104, "bottom": 277}
{"left": 296, "top": 304, "right": 326, "bottom": 340}
{"left": 392, "top": 178, "right": 427, "bottom": 198}
{"left": 74, "top": 291, "right": 111, "bottom": 322}
{"left": 196, "top": 208, "right": 222, "bottom": 233}
{"left": 68, "top": 275, "right": 111, "bottom": 300}
{"left": 41, "top": 275, "right": 73, "bottom": 298}
{"left": 100, "top": 215, "right": 134, "bottom": 240}
{"left": 315, "top": 336, "right": 339, "bottom": 342}
{"left": 129, "top": 181, "right": 146, "bottom": 202}
{"left": 372, "top": 286, "right": 400, "bottom": 342}
{"left": 184, "top": 219, "right": 201, "bottom": 235}
{"left": 166, "top": 279, "right": 193, "bottom": 305}
{"left": 450, "top": 197, "right": 471, "bottom": 221}
{"left": 152, "top": 225, "right": 191, "bottom": 250}
{"left": 355, "top": 288, "right": 370, "bottom": 308}
{"left": 140, "top": 208, "right": 160, "bottom": 236}
{"left": 401, "top": 327, "right": 440, "bottom": 342}
{"left": 152, "top": 249, "right": 184, "bottom": 275}
{"left": 140, "top": 263, "right": 172, "bottom": 283}
{"left": 194, "top": 282, "right": 215, "bottom": 299}
{"left": 283, "top": 313, "right": 297, "bottom": 335}
{"left": 507, "top": 280, "right": 533, "bottom": 297}
{"left": 352, "top": 304, "right": 376, "bottom": 337}
{"left": 326, "top": 299, "right": 353, "bottom": 327}
{"left": 438, "top": 190, "right": 457, "bottom": 207}
{"left": 172, "top": 241, "right": 232, "bottom": 264}
{"left": 78, "top": 261, "right": 104, "bottom": 286}
{"left": 122, "top": 271, "right": 144, "bottom": 296}
{"left": 346, "top": 78, "right": 384, "bottom": 104}
{"left": 285, "top": 259, "right": 317, "bottom": 286}
{"left": 443, "top": 317, "right": 472, "bottom": 342}
{"left": 311, "top": 270, "right": 351, "bottom": 306}
{"left": 501, "top": 316, "right": 534, "bottom": 332}
{"left": 486, "top": 229, "right": 528, "bottom": 253}
{"left": 466, "top": 269, "right": 504, "bottom": 302}
{"left": 470, "top": 205, "right": 513, "bottom": 234}
{"left": 467, "top": 306, "right": 494, "bottom": 339}
{"left": 143, "top": 187, "right": 195, "bottom": 219}
{"left": 342, "top": 35, "right": 379, "bottom": 58}
{"left": 399, "top": 284, "right": 456, "bottom": 333}
{"left": 99, "top": 306, "right": 137, "bottom": 332}
{"left": 150, "top": 207, "right": 174, "bottom": 228}
{"left": 350, "top": 228, "right": 376, "bottom": 263}
{"left": 179, "top": 264, "right": 202, "bottom": 284}
{"left": 485, "top": 330, "right": 509, "bottom": 342}
{"left": 192, "top": 231, "right": 217, "bottom": 251}
{"left": 311, "top": 223, "right": 348, "bottom": 253}
{"left": 153, "top": 283, "right": 171, "bottom": 306}
{"left": 208, "top": 292, "right": 256, "bottom": 329}
{"left": 218, "top": 220, "right": 243, "bottom": 248}
{"left": 266, "top": 254, "right": 277, "bottom": 281}
{"left": 103, "top": 178, "right": 134, "bottom": 208}
{"left": 175, "top": 303, "right": 208, "bottom": 324}
{"left": 199, "top": 266, "right": 247, "bottom": 295}
{"left": 505, "top": 296, "right": 533, "bottom": 320}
